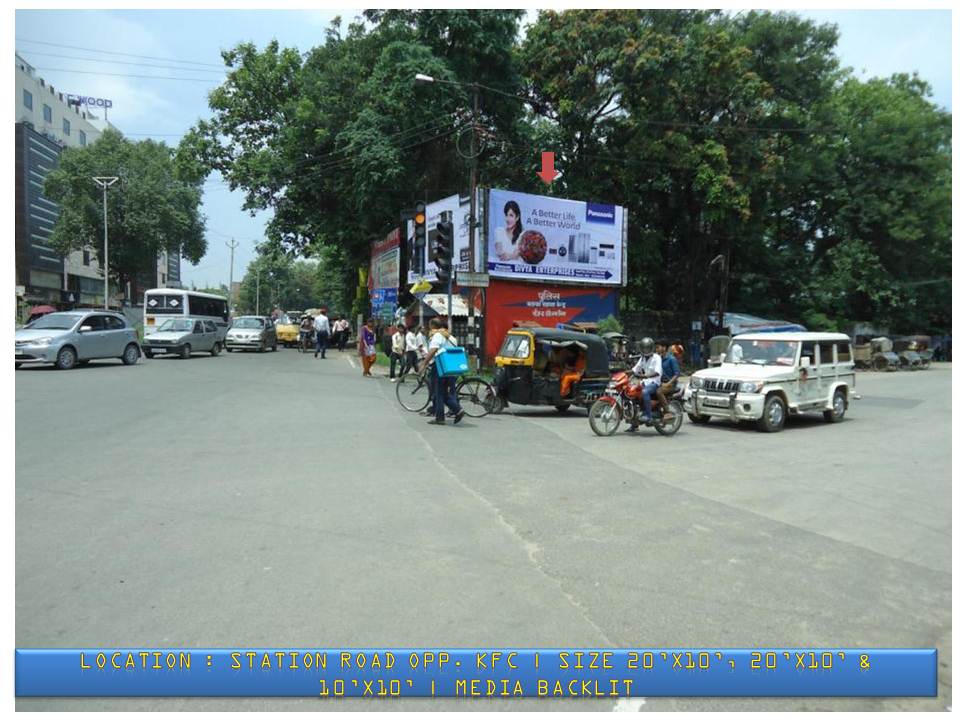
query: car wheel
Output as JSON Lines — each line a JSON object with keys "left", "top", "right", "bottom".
{"left": 687, "top": 413, "right": 710, "bottom": 424}
{"left": 121, "top": 343, "right": 140, "bottom": 366}
{"left": 258, "top": 341, "right": 265, "bottom": 353}
{"left": 15, "top": 362, "right": 22, "bottom": 370}
{"left": 211, "top": 342, "right": 221, "bottom": 356}
{"left": 144, "top": 349, "right": 154, "bottom": 359}
{"left": 758, "top": 395, "right": 786, "bottom": 433}
{"left": 180, "top": 344, "right": 192, "bottom": 360}
{"left": 823, "top": 389, "right": 846, "bottom": 423}
{"left": 226, "top": 346, "right": 233, "bottom": 352}
{"left": 271, "top": 341, "right": 277, "bottom": 352}
{"left": 55, "top": 346, "right": 77, "bottom": 370}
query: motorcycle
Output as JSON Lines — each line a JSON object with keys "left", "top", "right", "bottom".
{"left": 299, "top": 328, "right": 316, "bottom": 353}
{"left": 588, "top": 372, "right": 684, "bottom": 437}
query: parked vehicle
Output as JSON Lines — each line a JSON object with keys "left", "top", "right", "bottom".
{"left": 15, "top": 310, "right": 141, "bottom": 370}
{"left": 142, "top": 318, "right": 223, "bottom": 359}
{"left": 685, "top": 332, "right": 857, "bottom": 432}
{"left": 869, "top": 337, "right": 901, "bottom": 371}
{"left": 225, "top": 316, "right": 278, "bottom": 352}
{"left": 493, "top": 328, "right": 611, "bottom": 412}
{"left": 588, "top": 371, "right": 684, "bottom": 437}
{"left": 894, "top": 336, "right": 932, "bottom": 370}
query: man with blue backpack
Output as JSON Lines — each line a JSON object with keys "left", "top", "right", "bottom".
{"left": 420, "top": 318, "right": 466, "bottom": 426}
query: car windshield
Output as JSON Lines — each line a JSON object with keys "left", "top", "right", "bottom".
{"left": 499, "top": 334, "right": 531, "bottom": 359}
{"left": 26, "top": 313, "right": 82, "bottom": 330}
{"left": 158, "top": 319, "right": 194, "bottom": 332}
{"left": 233, "top": 318, "right": 264, "bottom": 329}
{"left": 726, "top": 339, "right": 798, "bottom": 366}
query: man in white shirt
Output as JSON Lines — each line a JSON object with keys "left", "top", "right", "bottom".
{"left": 422, "top": 318, "right": 465, "bottom": 425}
{"left": 403, "top": 325, "right": 419, "bottom": 377}
{"left": 629, "top": 336, "right": 661, "bottom": 428}
{"left": 314, "top": 309, "right": 331, "bottom": 359}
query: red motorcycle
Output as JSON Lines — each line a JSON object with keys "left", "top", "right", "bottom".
{"left": 588, "top": 372, "right": 684, "bottom": 437}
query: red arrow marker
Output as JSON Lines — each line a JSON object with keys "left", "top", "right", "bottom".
{"left": 537, "top": 151, "right": 558, "bottom": 184}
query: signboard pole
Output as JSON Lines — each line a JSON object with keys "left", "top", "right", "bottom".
{"left": 467, "top": 85, "right": 478, "bottom": 355}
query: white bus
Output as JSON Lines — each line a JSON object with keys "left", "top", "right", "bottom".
{"left": 143, "top": 289, "right": 229, "bottom": 337}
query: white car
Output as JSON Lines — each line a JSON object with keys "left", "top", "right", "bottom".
{"left": 685, "top": 332, "right": 857, "bottom": 432}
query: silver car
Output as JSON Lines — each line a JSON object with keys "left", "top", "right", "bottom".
{"left": 15, "top": 310, "right": 142, "bottom": 370}
{"left": 142, "top": 317, "right": 223, "bottom": 359}
{"left": 225, "top": 316, "right": 278, "bottom": 352}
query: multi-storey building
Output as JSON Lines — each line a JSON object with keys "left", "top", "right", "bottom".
{"left": 15, "top": 52, "right": 181, "bottom": 313}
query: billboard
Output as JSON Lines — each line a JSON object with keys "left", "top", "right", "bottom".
{"left": 370, "top": 228, "right": 400, "bottom": 290}
{"left": 405, "top": 194, "right": 475, "bottom": 284}
{"left": 483, "top": 279, "right": 619, "bottom": 360}
{"left": 486, "top": 188, "right": 625, "bottom": 285}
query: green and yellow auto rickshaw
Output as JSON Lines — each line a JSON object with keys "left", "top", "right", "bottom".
{"left": 493, "top": 327, "right": 611, "bottom": 412}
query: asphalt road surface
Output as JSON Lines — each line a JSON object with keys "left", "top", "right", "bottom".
{"left": 15, "top": 349, "right": 951, "bottom": 711}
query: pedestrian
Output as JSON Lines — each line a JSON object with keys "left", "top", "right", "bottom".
{"left": 332, "top": 316, "right": 344, "bottom": 351}
{"left": 359, "top": 317, "right": 377, "bottom": 377}
{"left": 421, "top": 318, "right": 465, "bottom": 425}
{"left": 389, "top": 323, "right": 406, "bottom": 381}
{"left": 402, "top": 323, "right": 419, "bottom": 377}
{"left": 314, "top": 308, "right": 331, "bottom": 359}
{"left": 338, "top": 317, "right": 351, "bottom": 352}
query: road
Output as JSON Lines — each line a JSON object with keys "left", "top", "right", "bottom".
{"left": 15, "top": 349, "right": 952, "bottom": 711}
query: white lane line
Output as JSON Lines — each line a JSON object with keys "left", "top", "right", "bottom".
{"left": 348, "top": 356, "right": 357, "bottom": 369}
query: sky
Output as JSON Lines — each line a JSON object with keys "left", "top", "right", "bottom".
{"left": 13, "top": 9, "right": 953, "bottom": 291}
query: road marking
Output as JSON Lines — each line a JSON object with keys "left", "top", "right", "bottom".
{"left": 348, "top": 356, "right": 357, "bottom": 369}
{"left": 612, "top": 697, "right": 647, "bottom": 711}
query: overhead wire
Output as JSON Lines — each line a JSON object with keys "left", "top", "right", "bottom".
{"left": 16, "top": 37, "right": 224, "bottom": 68}
{"left": 15, "top": 50, "right": 226, "bottom": 74}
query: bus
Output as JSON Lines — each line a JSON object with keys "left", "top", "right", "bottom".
{"left": 143, "top": 289, "right": 229, "bottom": 337}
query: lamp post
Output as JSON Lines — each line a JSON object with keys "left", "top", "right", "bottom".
{"left": 92, "top": 176, "right": 118, "bottom": 309}
{"left": 414, "top": 74, "right": 530, "bottom": 361}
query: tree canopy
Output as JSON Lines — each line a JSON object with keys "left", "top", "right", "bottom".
{"left": 178, "top": 9, "right": 951, "bottom": 333}
{"left": 45, "top": 128, "right": 207, "bottom": 294}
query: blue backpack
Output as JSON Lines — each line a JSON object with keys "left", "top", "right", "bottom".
{"left": 436, "top": 339, "right": 469, "bottom": 377}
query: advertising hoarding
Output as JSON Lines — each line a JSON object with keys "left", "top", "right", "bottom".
{"left": 406, "top": 194, "right": 474, "bottom": 284}
{"left": 370, "top": 228, "right": 400, "bottom": 319}
{"left": 483, "top": 279, "right": 618, "bottom": 360}
{"left": 486, "top": 188, "right": 625, "bottom": 285}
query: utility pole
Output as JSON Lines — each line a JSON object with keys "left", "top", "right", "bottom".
{"left": 92, "top": 176, "right": 118, "bottom": 309}
{"left": 468, "top": 83, "right": 479, "bottom": 363}
{"left": 256, "top": 268, "right": 261, "bottom": 316}
{"left": 226, "top": 238, "right": 239, "bottom": 319}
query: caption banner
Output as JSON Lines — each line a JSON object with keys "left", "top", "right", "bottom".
{"left": 15, "top": 648, "right": 936, "bottom": 697}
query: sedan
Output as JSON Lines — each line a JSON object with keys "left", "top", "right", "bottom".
{"left": 142, "top": 318, "right": 223, "bottom": 359}
{"left": 15, "top": 311, "right": 142, "bottom": 370}
{"left": 225, "top": 316, "right": 278, "bottom": 352}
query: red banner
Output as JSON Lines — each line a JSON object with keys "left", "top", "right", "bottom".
{"left": 483, "top": 279, "right": 618, "bottom": 359}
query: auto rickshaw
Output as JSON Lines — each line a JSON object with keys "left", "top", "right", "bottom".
{"left": 493, "top": 327, "right": 611, "bottom": 412}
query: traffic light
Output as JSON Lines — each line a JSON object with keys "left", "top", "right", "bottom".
{"left": 413, "top": 203, "right": 426, "bottom": 249}
{"left": 435, "top": 220, "right": 454, "bottom": 285}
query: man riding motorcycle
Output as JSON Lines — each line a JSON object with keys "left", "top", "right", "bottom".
{"left": 625, "top": 336, "right": 661, "bottom": 431}
{"left": 655, "top": 343, "right": 682, "bottom": 422}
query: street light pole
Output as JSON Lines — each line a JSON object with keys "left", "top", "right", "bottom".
{"left": 468, "top": 83, "right": 479, "bottom": 361}
{"left": 226, "top": 238, "right": 239, "bottom": 319}
{"left": 256, "top": 268, "right": 261, "bottom": 316}
{"left": 92, "top": 176, "right": 118, "bottom": 309}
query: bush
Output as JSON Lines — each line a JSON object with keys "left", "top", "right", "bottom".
{"left": 597, "top": 314, "right": 623, "bottom": 335}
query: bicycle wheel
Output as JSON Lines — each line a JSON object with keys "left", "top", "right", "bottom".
{"left": 457, "top": 376, "right": 496, "bottom": 418}
{"left": 396, "top": 373, "right": 431, "bottom": 413}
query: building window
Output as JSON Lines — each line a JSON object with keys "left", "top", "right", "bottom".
{"left": 23, "top": 89, "right": 33, "bottom": 110}
{"left": 79, "top": 130, "right": 86, "bottom": 147}
{"left": 43, "top": 105, "right": 52, "bottom": 123}
{"left": 83, "top": 250, "right": 91, "bottom": 266}
{"left": 161, "top": 273, "right": 166, "bottom": 285}
{"left": 63, "top": 118, "right": 71, "bottom": 136}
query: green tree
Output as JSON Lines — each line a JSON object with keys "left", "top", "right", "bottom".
{"left": 45, "top": 128, "right": 206, "bottom": 295}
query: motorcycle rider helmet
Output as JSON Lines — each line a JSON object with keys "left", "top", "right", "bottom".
{"left": 639, "top": 337, "right": 655, "bottom": 357}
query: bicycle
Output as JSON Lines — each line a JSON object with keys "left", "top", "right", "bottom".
{"left": 395, "top": 369, "right": 497, "bottom": 418}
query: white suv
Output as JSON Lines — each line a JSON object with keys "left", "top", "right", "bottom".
{"left": 685, "top": 332, "right": 857, "bottom": 432}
